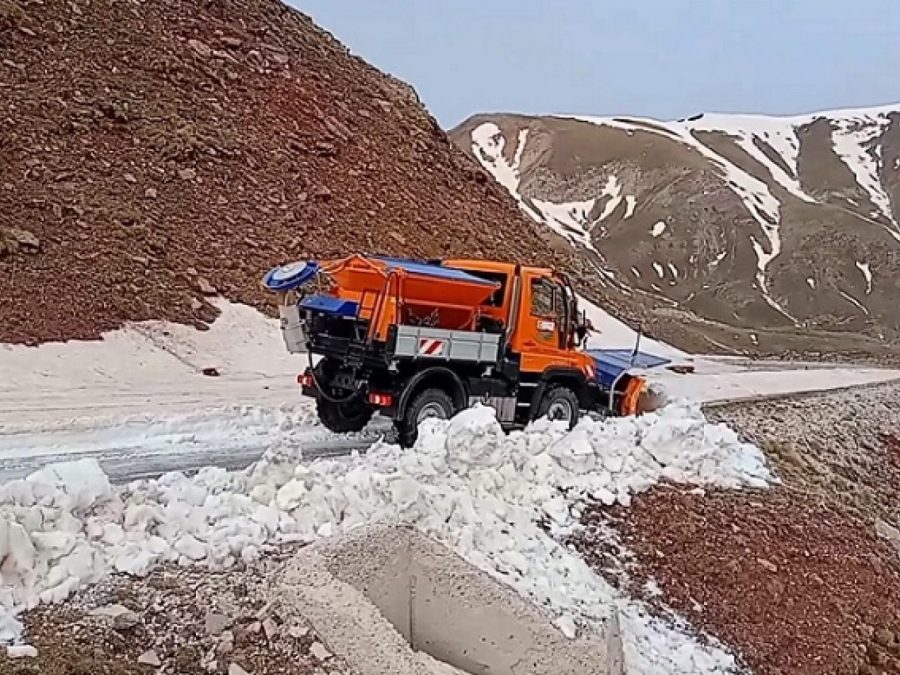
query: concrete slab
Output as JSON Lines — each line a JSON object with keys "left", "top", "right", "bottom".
{"left": 275, "top": 525, "right": 623, "bottom": 675}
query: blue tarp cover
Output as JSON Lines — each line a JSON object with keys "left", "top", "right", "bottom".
{"left": 371, "top": 256, "right": 498, "bottom": 287}
{"left": 300, "top": 294, "right": 359, "bottom": 317}
{"left": 587, "top": 348, "right": 671, "bottom": 389}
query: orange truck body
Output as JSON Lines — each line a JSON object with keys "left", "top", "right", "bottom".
{"left": 263, "top": 254, "right": 667, "bottom": 445}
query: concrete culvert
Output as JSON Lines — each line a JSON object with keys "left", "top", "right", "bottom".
{"left": 275, "top": 525, "right": 624, "bottom": 675}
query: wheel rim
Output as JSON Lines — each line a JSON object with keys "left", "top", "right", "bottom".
{"left": 417, "top": 401, "right": 449, "bottom": 424}
{"left": 547, "top": 399, "right": 574, "bottom": 422}
{"left": 338, "top": 400, "right": 366, "bottom": 420}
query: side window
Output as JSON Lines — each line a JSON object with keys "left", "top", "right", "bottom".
{"left": 530, "top": 278, "right": 556, "bottom": 317}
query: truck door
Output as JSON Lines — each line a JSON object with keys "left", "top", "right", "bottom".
{"left": 515, "top": 272, "right": 575, "bottom": 373}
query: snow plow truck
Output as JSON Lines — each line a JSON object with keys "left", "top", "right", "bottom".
{"left": 262, "top": 255, "right": 671, "bottom": 446}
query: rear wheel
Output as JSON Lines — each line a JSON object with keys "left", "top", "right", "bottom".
{"left": 317, "top": 397, "right": 374, "bottom": 433}
{"left": 396, "top": 387, "right": 455, "bottom": 447}
{"left": 536, "top": 384, "right": 580, "bottom": 429}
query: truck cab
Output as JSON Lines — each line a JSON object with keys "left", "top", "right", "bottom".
{"left": 263, "top": 255, "right": 668, "bottom": 446}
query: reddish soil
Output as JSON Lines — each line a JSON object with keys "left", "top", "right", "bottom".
{"left": 575, "top": 487, "right": 900, "bottom": 675}
{"left": 0, "top": 0, "right": 575, "bottom": 344}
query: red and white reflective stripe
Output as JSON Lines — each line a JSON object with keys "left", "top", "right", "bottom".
{"left": 418, "top": 338, "right": 445, "bottom": 356}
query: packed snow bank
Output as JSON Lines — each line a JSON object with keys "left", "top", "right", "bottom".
{"left": 0, "top": 404, "right": 770, "bottom": 672}
{"left": 647, "top": 364, "right": 900, "bottom": 405}
{"left": 578, "top": 295, "right": 688, "bottom": 361}
{"left": 0, "top": 299, "right": 299, "bottom": 428}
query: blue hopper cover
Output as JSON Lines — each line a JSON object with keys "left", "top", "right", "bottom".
{"left": 262, "top": 261, "right": 320, "bottom": 292}
{"left": 587, "top": 348, "right": 671, "bottom": 389}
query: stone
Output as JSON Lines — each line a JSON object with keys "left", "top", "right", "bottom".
{"left": 874, "top": 628, "right": 896, "bottom": 647}
{"left": 876, "top": 519, "right": 900, "bottom": 547}
{"left": 262, "top": 617, "right": 278, "bottom": 640}
{"left": 287, "top": 624, "right": 310, "bottom": 639}
{"left": 216, "top": 631, "right": 235, "bottom": 656}
{"left": 137, "top": 649, "right": 162, "bottom": 667}
{"left": 145, "top": 187, "right": 158, "bottom": 199}
{"left": 756, "top": 557, "right": 778, "bottom": 573}
{"left": 228, "top": 664, "right": 251, "bottom": 675}
{"left": 196, "top": 277, "right": 217, "bottom": 296}
{"left": 177, "top": 167, "right": 197, "bottom": 181}
{"left": 1, "top": 227, "right": 40, "bottom": 253}
{"left": 89, "top": 603, "right": 140, "bottom": 630}
{"left": 6, "top": 645, "right": 38, "bottom": 659}
{"left": 205, "top": 612, "right": 233, "bottom": 636}
{"left": 188, "top": 39, "right": 212, "bottom": 57}
{"left": 124, "top": 173, "right": 137, "bottom": 183}
{"left": 309, "top": 641, "right": 332, "bottom": 661}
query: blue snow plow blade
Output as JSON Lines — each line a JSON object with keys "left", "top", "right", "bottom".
{"left": 299, "top": 294, "right": 359, "bottom": 317}
{"left": 587, "top": 349, "right": 671, "bottom": 389}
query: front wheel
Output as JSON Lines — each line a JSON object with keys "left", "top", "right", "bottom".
{"left": 317, "top": 397, "right": 374, "bottom": 433}
{"left": 395, "top": 387, "right": 455, "bottom": 448}
{"left": 536, "top": 384, "right": 580, "bottom": 429}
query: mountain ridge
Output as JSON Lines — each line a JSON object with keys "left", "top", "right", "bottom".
{"left": 450, "top": 103, "right": 900, "bottom": 359}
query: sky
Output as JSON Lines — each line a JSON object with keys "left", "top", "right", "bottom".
{"left": 292, "top": 0, "right": 900, "bottom": 129}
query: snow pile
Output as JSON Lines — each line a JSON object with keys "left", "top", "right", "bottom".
{"left": 0, "top": 404, "right": 771, "bottom": 672}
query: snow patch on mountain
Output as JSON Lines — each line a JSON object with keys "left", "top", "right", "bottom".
{"left": 856, "top": 261, "right": 874, "bottom": 294}
{"left": 840, "top": 290, "right": 869, "bottom": 315}
{"left": 597, "top": 175, "right": 624, "bottom": 222}
{"left": 530, "top": 197, "right": 599, "bottom": 251}
{"left": 830, "top": 112, "right": 896, "bottom": 225}
{"left": 569, "top": 114, "right": 794, "bottom": 320}
{"left": 683, "top": 114, "right": 814, "bottom": 203}
{"left": 465, "top": 105, "right": 900, "bottom": 331}
{"left": 470, "top": 123, "right": 643, "bottom": 262}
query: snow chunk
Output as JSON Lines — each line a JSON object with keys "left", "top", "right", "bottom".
{"left": 806, "top": 277, "right": 816, "bottom": 290}
{"left": 0, "top": 403, "right": 770, "bottom": 672}
{"left": 651, "top": 221, "right": 667, "bottom": 237}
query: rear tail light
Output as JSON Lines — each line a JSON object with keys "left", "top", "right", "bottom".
{"left": 297, "top": 372, "right": 314, "bottom": 388}
{"left": 368, "top": 392, "right": 394, "bottom": 407}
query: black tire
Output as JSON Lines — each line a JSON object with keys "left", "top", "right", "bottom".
{"left": 536, "top": 384, "right": 580, "bottom": 429}
{"left": 395, "top": 387, "right": 455, "bottom": 448}
{"left": 317, "top": 397, "right": 374, "bottom": 434}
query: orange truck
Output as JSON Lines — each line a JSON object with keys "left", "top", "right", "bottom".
{"left": 262, "top": 254, "right": 670, "bottom": 445}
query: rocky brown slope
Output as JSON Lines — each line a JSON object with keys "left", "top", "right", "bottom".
{"left": 572, "top": 381, "right": 900, "bottom": 675}
{"left": 0, "top": 0, "right": 565, "bottom": 344}
{"left": 451, "top": 110, "right": 900, "bottom": 359}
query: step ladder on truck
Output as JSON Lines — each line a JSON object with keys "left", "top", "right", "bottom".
{"left": 262, "top": 255, "right": 672, "bottom": 446}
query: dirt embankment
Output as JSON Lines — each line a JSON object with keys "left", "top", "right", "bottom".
{"left": 572, "top": 381, "right": 900, "bottom": 675}
{"left": 0, "top": 0, "right": 571, "bottom": 345}
{"left": 0, "top": 545, "right": 347, "bottom": 675}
